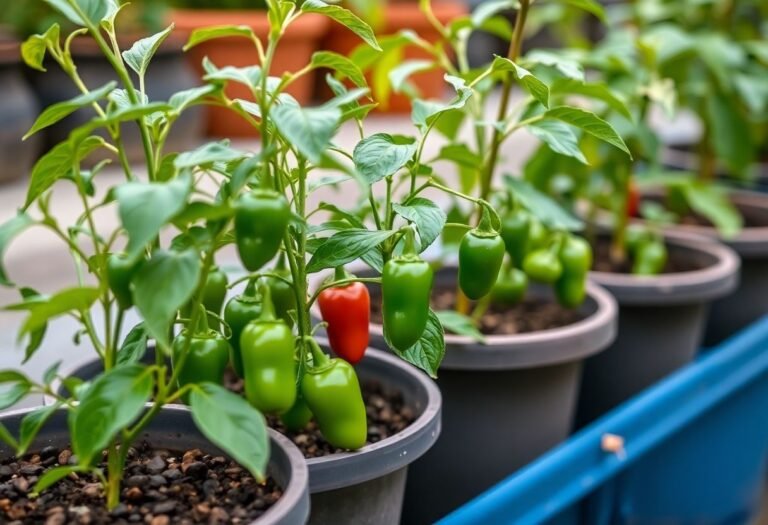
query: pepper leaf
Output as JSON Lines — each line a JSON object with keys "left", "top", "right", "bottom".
{"left": 190, "top": 383, "right": 269, "bottom": 483}
{"left": 385, "top": 309, "right": 445, "bottom": 378}
{"left": 353, "top": 134, "right": 417, "bottom": 185}
{"left": 21, "top": 24, "right": 60, "bottom": 72}
{"left": 504, "top": 175, "right": 583, "bottom": 231}
{"left": 307, "top": 229, "right": 398, "bottom": 273}
{"left": 184, "top": 25, "right": 256, "bottom": 51}
{"left": 301, "top": 0, "right": 381, "bottom": 51}
{"left": 528, "top": 119, "right": 588, "bottom": 165}
{"left": 492, "top": 57, "right": 550, "bottom": 108}
{"left": 309, "top": 51, "right": 367, "bottom": 89}
{"left": 436, "top": 310, "right": 486, "bottom": 343}
{"left": 117, "top": 323, "right": 149, "bottom": 366}
{"left": 24, "top": 82, "right": 117, "bottom": 140}
{"left": 543, "top": 106, "right": 630, "bottom": 156}
{"left": 18, "top": 403, "right": 62, "bottom": 456}
{"left": 271, "top": 103, "right": 341, "bottom": 163}
{"left": 20, "top": 287, "right": 101, "bottom": 338}
{"left": 123, "top": 24, "right": 175, "bottom": 78}
{"left": 0, "top": 214, "right": 35, "bottom": 287}
{"left": 392, "top": 198, "right": 447, "bottom": 252}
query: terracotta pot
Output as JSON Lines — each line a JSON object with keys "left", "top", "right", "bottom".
{"left": 171, "top": 9, "right": 329, "bottom": 137}
{"left": 323, "top": 1, "right": 468, "bottom": 112}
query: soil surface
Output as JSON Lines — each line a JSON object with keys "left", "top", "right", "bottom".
{"left": 370, "top": 287, "right": 584, "bottom": 336}
{"left": 224, "top": 371, "right": 417, "bottom": 458}
{"left": 592, "top": 236, "right": 706, "bottom": 274}
{"left": 0, "top": 443, "right": 281, "bottom": 524}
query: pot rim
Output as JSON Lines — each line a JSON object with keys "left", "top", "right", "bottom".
{"left": 589, "top": 231, "right": 740, "bottom": 305}
{"left": 0, "top": 404, "right": 310, "bottom": 525}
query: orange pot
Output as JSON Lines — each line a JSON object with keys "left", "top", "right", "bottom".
{"left": 172, "top": 9, "right": 329, "bottom": 137}
{"left": 324, "top": 1, "right": 467, "bottom": 113}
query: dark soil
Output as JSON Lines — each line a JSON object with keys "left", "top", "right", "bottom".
{"left": 0, "top": 443, "right": 281, "bottom": 525}
{"left": 592, "top": 236, "right": 706, "bottom": 274}
{"left": 370, "top": 287, "right": 584, "bottom": 336}
{"left": 224, "top": 371, "right": 417, "bottom": 458}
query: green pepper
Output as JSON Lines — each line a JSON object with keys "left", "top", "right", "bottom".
{"left": 263, "top": 256, "right": 297, "bottom": 327}
{"left": 527, "top": 218, "right": 549, "bottom": 251}
{"left": 106, "top": 253, "right": 137, "bottom": 310}
{"left": 224, "top": 279, "right": 261, "bottom": 378}
{"left": 280, "top": 392, "right": 313, "bottom": 432}
{"left": 235, "top": 189, "right": 290, "bottom": 271}
{"left": 301, "top": 339, "right": 367, "bottom": 449}
{"left": 240, "top": 285, "right": 297, "bottom": 413}
{"left": 459, "top": 228, "right": 505, "bottom": 300}
{"left": 633, "top": 240, "right": 667, "bottom": 276}
{"left": 500, "top": 209, "right": 530, "bottom": 268}
{"left": 523, "top": 249, "right": 563, "bottom": 284}
{"left": 492, "top": 264, "right": 528, "bottom": 305}
{"left": 382, "top": 229, "right": 434, "bottom": 352}
{"left": 183, "top": 266, "right": 228, "bottom": 330}
{"left": 172, "top": 306, "right": 230, "bottom": 401}
{"left": 554, "top": 236, "right": 592, "bottom": 308}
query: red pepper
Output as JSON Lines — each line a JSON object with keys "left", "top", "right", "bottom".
{"left": 317, "top": 267, "right": 370, "bottom": 365}
{"left": 627, "top": 180, "right": 640, "bottom": 218}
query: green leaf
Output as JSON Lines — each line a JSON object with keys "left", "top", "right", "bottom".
{"left": 307, "top": 229, "right": 398, "bottom": 273}
{"left": 25, "top": 136, "right": 105, "bottom": 208}
{"left": 302, "top": 0, "right": 381, "bottom": 51}
{"left": 20, "top": 288, "right": 48, "bottom": 363}
{"left": 504, "top": 175, "right": 583, "bottom": 231}
{"left": 561, "top": 0, "right": 606, "bottom": 22}
{"left": 203, "top": 59, "right": 263, "bottom": 90}
{"left": 706, "top": 93, "right": 753, "bottom": 178}
{"left": 115, "top": 175, "right": 192, "bottom": 260}
{"left": 309, "top": 51, "right": 367, "bottom": 89}
{"left": 551, "top": 79, "right": 632, "bottom": 120}
{"left": 525, "top": 50, "right": 584, "bottom": 81}
{"left": 190, "top": 383, "right": 269, "bottom": 483}
{"left": 117, "top": 323, "right": 148, "bottom": 366}
{"left": 0, "top": 214, "right": 35, "bottom": 286}
{"left": 471, "top": 0, "right": 517, "bottom": 26}
{"left": 0, "top": 423, "right": 18, "bottom": 450}
{"left": 34, "top": 466, "right": 82, "bottom": 494}
{"left": 132, "top": 249, "right": 201, "bottom": 347}
{"left": 169, "top": 85, "right": 219, "bottom": 113}
{"left": 183, "top": 25, "right": 255, "bottom": 51}
{"left": 174, "top": 142, "right": 248, "bottom": 169}
{"left": 43, "top": 361, "right": 62, "bottom": 385}
{"left": 25, "top": 82, "right": 117, "bottom": 140}
{"left": 528, "top": 119, "right": 588, "bottom": 164}
{"left": 385, "top": 310, "right": 445, "bottom": 378}
{"left": 682, "top": 182, "right": 742, "bottom": 239}
{"left": 20, "top": 287, "right": 100, "bottom": 337}
{"left": 389, "top": 60, "right": 435, "bottom": 93}
{"left": 21, "top": 24, "right": 60, "bottom": 72}
{"left": 392, "top": 198, "right": 447, "bottom": 251}
{"left": 0, "top": 382, "right": 31, "bottom": 411}
{"left": 353, "top": 134, "right": 417, "bottom": 184}
{"left": 123, "top": 24, "right": 175, "bottom": 78}
{"left": 69, "top": 364, "right": 153, "bottom": 466}
{"left": 271, "top": 103, "right": 341, "bottom": 163}
{"left": 412, "top": 75, "right": 473, "bottom": 128}
{"left": 18, "top": 403, "right": 61, "bottom": 456}
{"left": 491, "top": 57, "right": 550, "bottom": 108}
{"left": 543, "top": 106, "right": 630, "bottom": 156}
{"left": 436, "top": 310, "right": 485, "bottom": 343}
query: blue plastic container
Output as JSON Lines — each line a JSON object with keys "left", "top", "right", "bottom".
{"left": 439, "top": 316, "right": 768, "bottom": 525}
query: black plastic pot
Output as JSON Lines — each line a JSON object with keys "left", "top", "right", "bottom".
{"left": 27, "top": 36, "right": 202, "bottom": 163}
{"left": 0, "top": 405, "right": 310, "bottom": 524}
{"left": 357, "top": 267, "right": 617, "bottom": 524}
{"left": 52, "top": 345, "right": 442, "bottom": 525}
{"left": 0, "top": 38, "right": 40, "bottom": 184}
{"left": 579, "top": 234, "right": 740, "bottom": 426}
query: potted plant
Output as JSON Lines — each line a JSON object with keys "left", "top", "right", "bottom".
{"left": 0, "top": 23, "right": 40, "bottom": 183}
{"left": 522, "top": 25, "right": 740, "bottom": 425}
{"left": 0, "top": 1, "right": 310, "bottom": 523}
{"left": 620, "top": 1, "right": 768, "bottom": 346}
{"left": 6, "top": 0, "right": 203, "bottom": 163}
{"left": 323, "top": 0, "right": 467, "bottom": 112}
{"left": 168, "top": 0, "right": 329, "bottom": 137}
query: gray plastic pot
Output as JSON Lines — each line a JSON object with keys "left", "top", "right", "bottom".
{"left": 0, "top": 405, "right": 310, "bottom": 525}
{"left": 349, "top": 267, "right": 617, "bottom": 524}
{"left": 579, "top": 233, "right": 740, "bottom": 426}
{"left": 51, "top": 345, "right": 442, "bottom": 525}
{"left": 663, "top": 144, "right": 768, "bottom": 192}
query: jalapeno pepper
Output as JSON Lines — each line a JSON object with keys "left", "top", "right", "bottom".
{"left": 301, "top": 339, "right": 367, "bottom": 450}
{"left": 318, "top": 266, "right": 370, "bottom": 365}
{"left": 523, "top": 248, "right": 563, "bottom": 284}
{"left": 106, "top": 253, "right": 138, "bottom": 310}
{"left": 633, "top": 239, "right": 667, "bottom": 276}
{"left": 223, "top": 279, "right": 261, "bottom": 378}
{"left": 172, "top": 305, "right": 230, "bottom": 401}
{"left": 492, "top": 264, "right": 528, "bottom": 305}
{"left": 182, "top": 265, "right": 228, "bottom": 330}
{"left": 239, "top": 285, "right": 297, "bottom": 413}
{"left": 500, "top": 209, "right": 530, "bottom": 268}
{"left": 263, "top": 255, "right": 297, "bottom": 327}
{"left": 235, "top": 189, "right": 290, "bottom": 271}
{"left": 459, "top": 225, "right": 505, "bottom": 300}
{"left": 382, "top": 229, "right": 434, "bottom": 352}
{"left": 280, "top": 391, "right": 313, "bottom": 432}
{"left": 554, "top": 236, "right": 592, "bottom": 308}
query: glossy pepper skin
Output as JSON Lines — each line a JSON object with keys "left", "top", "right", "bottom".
{"left": 224, "top": 280, "right": 261, "bottom": 378}
{"left": 627, "top": 180, "right": 641, "bottom": 218}
{"left": 264, "top": 257, "right": 297, "bottom": 327}
{"left": 235, "top": 189, "right": 290, "bottom": 271}
{"left": 302, "top": 341, "right": 367, "bottom": 449}
{"left": 492, "top": 265, "right": 528, "bottom": 305}
{"left": 202, "top": 266, "right": 228, "bottom": 328}
{"left": 280, "top": 392, "right": 313, "bottom": 432}
{"left": 382, "top": 231, "right": 434, "bottom": 351}
{"left": 106, "top": 253, "right": 137, "bottom": 310}
{"left": 523, "top": 249, "right": 563, "bottom": 284}
{"left": 240, "top": 286, "right": 296, "bottom": 413}
{"left": 555, "top": 236, "right": 592, "bottom": 308}
{"left": 500, "top": 210, "right": 530, "bottom": 268}
{"left": 459, "top": 230, "right": 506, "bottom": 300}
{"left": 633, "top": 240, "right": 667, "bottom": 276}
{"left": 318, "top": 267, "right": 370, "bottom": 364}
{"left": 172, "top": 308, "right": 230, "bottom": 401}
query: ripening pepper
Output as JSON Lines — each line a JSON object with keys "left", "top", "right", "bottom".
{"left": 382, "top": 229, "right": 434, "bottom": 352}
{"left": 492, "top": 264, "right": 528, "bottom": 305}
{"left": 500, "top": 209, "right": 530, "bottom": 268}
{"left": 172, "top": 306, "right": 230, "bottom": 401}
{"left": 106, "top": 253, "right": 138, "bottom": 310}
{"left": 318, "top": 266, "right": 370, "bottom": 365}
{"left": 302, "top": 339, "right": 367, "bottom": 449}
{"left": 224, "top": 280, "right": 261, "bottom": 378}
{"left": 633, "top": 240, "right": 667, "bottom": 276}
{"left": 240, "top": 285, "right": 297, "bottom": 413}
{"left": 235, "top": 189, "right": 290, "bottom": 271}
{"left": 554, "top": 236, "right": 593, "bottom": 308}
{"left": 523, "top": 249, "right": 563, "bottom": 284}
{"left": 459, "top": 225, "right": 506, "bottom": 300}
{"left": 263, "top": 256, "right": 297, "bottom": 327}
{"left": 627, "top": 180, "right": 641, "bottom": 218}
